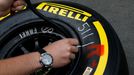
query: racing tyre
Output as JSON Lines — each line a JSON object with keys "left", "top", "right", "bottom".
{"left": 0, "top": 1, "right": 129, "bottom": 75}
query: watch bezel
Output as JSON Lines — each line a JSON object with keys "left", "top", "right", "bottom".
{"left": 40, "top": 52, "right": 53, "bottom": 68}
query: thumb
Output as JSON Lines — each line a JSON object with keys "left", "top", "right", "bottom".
{"left": 0, "top": 9, "right": 10, "bottom": 17}
{"left": 11, "top": 0, "right": 26, "bottom": 11}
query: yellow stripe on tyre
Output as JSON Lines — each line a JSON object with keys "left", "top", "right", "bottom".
{"left": 93, "top": 21, "right": 109, "bottom": 75}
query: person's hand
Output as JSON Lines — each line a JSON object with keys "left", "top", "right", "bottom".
{"left": 0, "top": 0, "right": 25, "bottom": 16}
{"left": 43, "top": 38, "right": 79, "bottom": 68}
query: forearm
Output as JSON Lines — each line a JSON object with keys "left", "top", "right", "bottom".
{"left": 0, "top": 52, "right": 42, "bottom": 75}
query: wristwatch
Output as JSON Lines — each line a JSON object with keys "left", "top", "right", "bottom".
{"left": 38, "top": 48, "right": 53, "bottom": 69}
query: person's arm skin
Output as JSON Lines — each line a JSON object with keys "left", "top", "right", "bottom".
{"left": 0, "top": 39, "right": 79, "bottom": 75}
{"left": 0, "top": 52, "right": 41, "bottom": 75}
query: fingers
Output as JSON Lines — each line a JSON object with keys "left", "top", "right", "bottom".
{"left": 0, "top": 9, "right": 10, "bottom": 17}
{"left": 68, "top": 38, "right": 79, "bottom": 46}
{"left": 70, "top": 53, "right": 76, "bottom": 60}
{"left": 13, "top": 0, "right": 25, "bottom": 7}
{"left": 70, "top": 46, "right": 79, "bottom": 53}
{"left": 63, "top": 38, "right": 79, "bottom": 46}
{"left": 65, "top": 38, "right": 79, "bottom": 60}
{"left": 12, "top": 5, "right": 25, "bottom": 11}
{"left": 66, "top": 38, "right": 79, "bottom": 53}
{"left": 12, "top": 0, "right": 26, "bottom": 11}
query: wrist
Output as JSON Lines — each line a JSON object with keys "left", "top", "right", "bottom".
{"left": 37, "top": 48, "right": 53, "bottom": 68}
{"left": 31, "top": 52, "right": 43, "bottom": 69}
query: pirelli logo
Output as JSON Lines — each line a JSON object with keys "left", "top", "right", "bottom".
{"left": 36, "top": 2, "right": 92, "bottom": 22}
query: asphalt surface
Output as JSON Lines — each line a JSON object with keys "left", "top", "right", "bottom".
{"left": 52, "top": 0, "right": 134, "bottom": 74}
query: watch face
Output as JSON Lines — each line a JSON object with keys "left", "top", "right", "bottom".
{"left": 41, "top": 53, "right": 53, "bottom": 66}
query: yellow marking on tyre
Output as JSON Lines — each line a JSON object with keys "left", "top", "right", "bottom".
{"left": 36, "top": 2, "right": 92, "bottom": 22}
{"left": 93, "top": 21, "right": 109, "bottom": 75}
{"left": 0, "top": 13, "right": 10, "bottom": 21}
{"left": 47, "top": 2, "right": 92, "bottom": 17}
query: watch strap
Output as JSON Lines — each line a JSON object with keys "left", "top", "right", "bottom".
{"left": 38, "top": 48, "right": 53, "bottom": 71}
{"left": 38, "top": 48, "right": 46, "bottom": 54}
